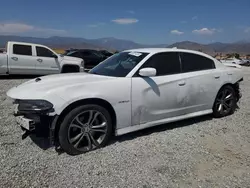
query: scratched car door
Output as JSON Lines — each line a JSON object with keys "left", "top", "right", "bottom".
{"left": 131, "top": 52, "right": 188, "bottom": 125}
{"left": 178, "top": 52, "right": 222, "bottom": 113}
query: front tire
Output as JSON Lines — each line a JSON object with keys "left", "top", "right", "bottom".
{"left": 58, "top": 104, "right": 112, "bottom": 155}
{"left": 212, "top": 85, "right": 237, "bottom": 118}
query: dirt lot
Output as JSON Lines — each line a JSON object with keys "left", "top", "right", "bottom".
{"left": 0, "top": 69, "right": 250, "bottom": 188}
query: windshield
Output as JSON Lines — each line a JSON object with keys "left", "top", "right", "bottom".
{"left": 63, "top": 51, "right": 76, "bottom": 56}
{"left": 93, "top": 51, "right": 105, "bottom": 58}
{"left": 89, "top": 51, "right": 149, "bottom": 77}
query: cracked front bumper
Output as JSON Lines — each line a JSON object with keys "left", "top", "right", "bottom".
{"left": 14, "top": 104, "right": 58, "bottom": 142}
{"left": 15, "top": 116, "right": 37, "bottom": 131}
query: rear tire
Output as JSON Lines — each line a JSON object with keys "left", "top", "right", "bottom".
{"left": 212, "top": 85, "right": 237, "bottom": 118}
{"left": 58, "top": 104, "right": 112, "bottom": 155}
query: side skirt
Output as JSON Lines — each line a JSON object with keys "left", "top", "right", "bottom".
{"left": 116, "top": 109, "right": 213, "bottom": 136}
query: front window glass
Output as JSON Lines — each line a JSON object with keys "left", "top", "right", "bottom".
{"left": 139, "top": 52, "right": 181, "bottom": 76}
{"left": 89, "top": 51, "right": 149, "bottom": 77}
{"left": 36, "top": 46, "right": 56, "bottom": 58}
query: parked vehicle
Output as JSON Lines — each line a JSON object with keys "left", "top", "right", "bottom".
{"left": 99, "top": 50, "right": 114, "bottom": 58}
{"left": 240, "top": 59, "right": 250, "bottom": 66}
{"left": 220, "top": 58, "right": 249, "bottom": 66}
{"left": 0, "top": 41, "right": 84, "bottom": 75}
{"left": 7, "top": 48, "right": 243, "bottom": 155}
{"left": 63, "top": 49, "right": 107, "bottom": 71}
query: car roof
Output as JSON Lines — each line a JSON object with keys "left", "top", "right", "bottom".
{"left": 125, "top": 47, "right": 207, "bottom": 54}
{"left": 124, "top": 47, "right": 216, "bottom": 60}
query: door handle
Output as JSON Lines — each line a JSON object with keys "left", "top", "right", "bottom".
{"left": 178, "top": 81, "right": 186, "bottom": 86}
{"left": 227, "top": 73, "right": 233, "bottom": 75}
{"left": 37, "top": 58, "right": 43, "bottom": 63}
{"left": 214, "top": 75, "right": 220, "bottom": 79}
{"left": 11, "top": 57, "right": 18, "bottom": 61}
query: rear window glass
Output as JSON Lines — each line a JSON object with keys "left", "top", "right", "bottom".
{"left": 13, "top": 44, "right": 32, "bottom": 56}
{"left": 180, "top": 52, "right": 215, "bottom": 72}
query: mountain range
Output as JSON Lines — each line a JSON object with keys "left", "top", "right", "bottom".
{"left": 0, "top": 35, "right": 250, "bottom": 55}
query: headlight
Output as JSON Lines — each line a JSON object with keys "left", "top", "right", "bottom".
{"left": 17, "top": 100, "right": 54, "bottom": 112}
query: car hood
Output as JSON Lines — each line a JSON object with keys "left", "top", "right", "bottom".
{"left": 7, "top": 73, "right": 116, "bottom": 100}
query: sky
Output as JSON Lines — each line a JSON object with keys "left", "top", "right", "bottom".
{"left": 0, "top": 0, "right": 250, "bottom": 44}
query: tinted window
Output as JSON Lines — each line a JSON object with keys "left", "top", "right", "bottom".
{"left": 139, "top": 52, "right": 181, "bottom": 76}
{"left": 13, "top": 44, "right": 32, "bottom": 56}
{"left": 89, "top": 51, "right": 149, "bottom": 77}
{"left": 36, "top": 47, "right": 56, "bottom": 58}
{"left": 180, "top": 52, "right": 215, "bottom": 72}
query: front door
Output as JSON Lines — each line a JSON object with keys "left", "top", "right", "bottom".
{"left": 131, "top": 52, "right": 188, "bottom": 125}
{"left": 35, "top": 46, "right": 60, "bottom": 75}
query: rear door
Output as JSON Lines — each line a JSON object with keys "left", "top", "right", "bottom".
{"left": 179, "top": 52, "right": 222, "bottom": 112}
{"left": 131, "top": 52, "right": 188, "bottom": 125}
{"left": 8, "top": 44, "right": 37, "bottom": 74}
{"left": 35, "top": 46, "right": 60, "bottom": 75}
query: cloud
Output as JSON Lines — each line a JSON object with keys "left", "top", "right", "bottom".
{"left": 87, "top": 22, "right": 106, "bottom": 28}
{"left": 192, "top": 16, "right": 198, "bottom": 20}
{"left": 244, "top": 27, "right": 250, "bottom": 33}
{"left": 0, "top": 23, "right": 34, "bottom": 33}
{"left": 0, "top": 23, "right": 66, "bottom": 35}
{"left": 180, "top": 21, "right": 187, "bottom": 24}
{"left": 192, "top": 28, "right": 221, "bottom": 35}
{"left": 127, "top": 10, "right": 135, "bottom": 14}
{"left": 170, "top": 30, "right": 184, "bottom": 35}
{"left": 111, "top": 18, "right": 138, "bottom": 24}
{"left": 34, "top": 28, "right": 66, "bottom": 35}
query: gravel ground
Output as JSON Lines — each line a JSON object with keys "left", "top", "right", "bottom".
{"left": 0, "top": 69, "right": 250, "bottom": 188}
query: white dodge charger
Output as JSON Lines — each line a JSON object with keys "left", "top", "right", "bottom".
{"left": 7, "top": 48, "right": 243, "bottom": 155}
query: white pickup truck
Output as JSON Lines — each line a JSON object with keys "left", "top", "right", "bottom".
{"left": 0, "top": 41, "right": 84, "bottom": 75}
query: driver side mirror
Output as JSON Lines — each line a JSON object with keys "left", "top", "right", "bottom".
{"left": 139, "top": 67, "right": 156, "bottom": 77}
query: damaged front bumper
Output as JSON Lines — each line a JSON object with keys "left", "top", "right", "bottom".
{"left": 13, "top": 101, "right": 59, "bottom": 145}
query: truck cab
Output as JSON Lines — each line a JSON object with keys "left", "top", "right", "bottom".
{"left": 0, "top": 41, "right": 84, "bottom": 75}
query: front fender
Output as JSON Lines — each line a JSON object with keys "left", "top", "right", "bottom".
{"left": 54, "top": 92, "right": 103, "bottom": 115}
{"left": 52, "top": 79, "right": 132, "bottom": 129}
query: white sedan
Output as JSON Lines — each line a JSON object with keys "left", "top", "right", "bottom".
{"left": 7, "top": 48, "right": 243, "bottom": 155}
